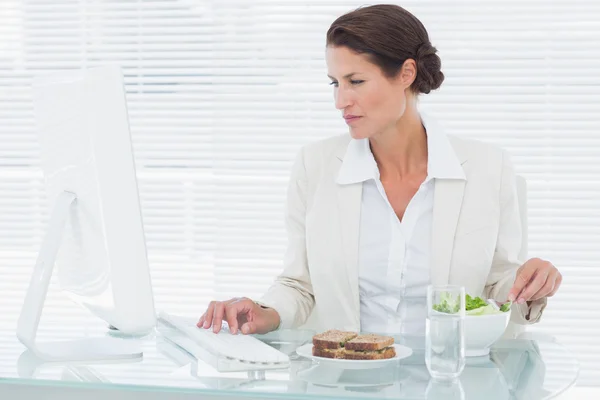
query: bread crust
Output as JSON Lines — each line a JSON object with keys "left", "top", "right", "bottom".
{"left": 312, "top": 347, "right": 345, "bottom": 359}
{"left": 344, "top": 334, "right": 395, "bottom": 351}
{"left": 312, "top": 330, "right": 358, "bottom": 350}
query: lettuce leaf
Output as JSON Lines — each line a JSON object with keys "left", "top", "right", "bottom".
{"left": 432, "top": 293, "right": 511, "bottom": 315}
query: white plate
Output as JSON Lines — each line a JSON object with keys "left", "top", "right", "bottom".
{"left": 295, "top": 343, "right": 413, "bottom": 370}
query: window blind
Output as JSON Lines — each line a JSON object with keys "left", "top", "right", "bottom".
{"left": 0, "top": 0, "right": 598, "bottom": 386}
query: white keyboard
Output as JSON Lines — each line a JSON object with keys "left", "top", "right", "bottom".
{"left": 157, "top": 311, "right": 289, "bottom": 372}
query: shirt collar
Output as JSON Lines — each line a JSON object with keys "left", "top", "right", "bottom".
{"left": 336, "top": 112, "right": 466, "bottom": 185}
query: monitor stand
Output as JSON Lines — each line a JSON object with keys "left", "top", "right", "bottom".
{"left": 16, "top": 191, "right": 143, "bottom": 362}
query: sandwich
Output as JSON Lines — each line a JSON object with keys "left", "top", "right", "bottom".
{"left": 312, "top": 330, "right": 358, "bottom": 359}
{"left": 311, "top": 330, "right": 396, "bottom": 360}
{"left": 344, "top": 333, "right": 396, "bottom": 360}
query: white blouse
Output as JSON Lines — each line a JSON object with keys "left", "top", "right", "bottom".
{"left": 336, "top": 120, "right": 466, "bottom": 335}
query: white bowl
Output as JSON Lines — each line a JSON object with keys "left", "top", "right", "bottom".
{"left": 464, "top": 310, "right": 511, "bottom": 357}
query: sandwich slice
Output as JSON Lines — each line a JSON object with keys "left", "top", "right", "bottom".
{"left": 343, "top": 333, "right": 396, "bottom": 360}
{"left": 312, "top": 330, "right": 358, "bottom": 359}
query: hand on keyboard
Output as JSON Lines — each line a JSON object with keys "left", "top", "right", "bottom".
{"left": 197, "top": 297, "right": 280, "bottom": 335}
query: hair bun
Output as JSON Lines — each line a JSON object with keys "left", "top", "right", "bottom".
{"left": 413, "top": 42, "right": 444, "bottom": 94}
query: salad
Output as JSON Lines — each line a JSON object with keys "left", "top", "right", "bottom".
{"left": 433, "top": 293, "right": 511, "bottom": 315}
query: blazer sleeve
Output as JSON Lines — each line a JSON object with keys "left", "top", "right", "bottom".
{"left": 257, "top": 146, "right": 315, "bottom": 329}
{"left": 484, "top": 150, "right": 547, "bottom": 325}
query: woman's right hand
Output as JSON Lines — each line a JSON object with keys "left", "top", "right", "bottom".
{"left": 197, "top": 297, "right": 281, "bottom": 335}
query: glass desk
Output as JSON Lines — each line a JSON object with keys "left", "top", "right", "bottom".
{"left": 0, "top": 325, "right": 578, "bottom": 400}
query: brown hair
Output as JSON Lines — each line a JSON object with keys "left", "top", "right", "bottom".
{"left": 326, "top": 4, "right": 444, "bottom": 94}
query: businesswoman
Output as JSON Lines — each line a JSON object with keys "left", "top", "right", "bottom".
{"left": 198, "top": 4, "right": 562, "bottom": 336}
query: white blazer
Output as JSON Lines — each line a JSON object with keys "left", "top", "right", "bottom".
{"left": 259, "top": 117, "right": 546, "bottom": 332}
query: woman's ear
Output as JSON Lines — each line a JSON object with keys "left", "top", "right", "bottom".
{"left": 397, "top": 59, "right": 417, "bottom": 89}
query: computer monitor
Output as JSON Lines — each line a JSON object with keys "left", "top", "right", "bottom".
{"left": 17, "top": 65, "right": 156, "bottom": 362}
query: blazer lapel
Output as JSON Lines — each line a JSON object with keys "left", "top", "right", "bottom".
{"left": 430, "top": 179, "right": 466, "bottom": 285}
{"left": 334, "top": 144, "right": 363, "bottom": 325}
{"left": 336, "top": 182, "right": 362, "bottom": 319}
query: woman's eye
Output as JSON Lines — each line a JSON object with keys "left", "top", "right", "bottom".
{"left": 329, "top": 80, "right": 363, "bottom": 87}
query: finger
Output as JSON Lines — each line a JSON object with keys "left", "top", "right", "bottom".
{"left": 241, "top": 321, "right": 257, "bottom": 335}
{"left": 225, "top": 297, "right": 256, "bottom": 334}
{"left": 517, "top": 269, "right": 549, "bottom": 303}
{"left": 202, "top": 302, "right": 216, "bottom": 329}
{"left": 202, "top": 299, "right": 238, "bottom": 329}
{"left": 197, "top": 313, "right": 206, "bottom": 328}
{"left": 225, "top": 302, "right": 245, "bottom": 334}
{"left": 508, "top": 261, "right": 538, "bottom": 302}
{"left": 548, "top": 273, "right": 562, "bottom": 297}
{"left": 212, "top": 303, "right": 226, "bottom": 333}
{"left": 530, "top": 270, "right": 557, "bottom": 301}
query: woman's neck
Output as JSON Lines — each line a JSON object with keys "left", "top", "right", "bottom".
{"left": 369, "top": 106, "right": 428, "bottom": 180}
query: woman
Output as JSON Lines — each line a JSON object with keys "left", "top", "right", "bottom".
{"left": 198, "top": 4, "right": 562, "bottom": 336}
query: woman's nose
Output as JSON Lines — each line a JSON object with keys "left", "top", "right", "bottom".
{"left": 334, "top": 88, "right": 352, "bottom": 110}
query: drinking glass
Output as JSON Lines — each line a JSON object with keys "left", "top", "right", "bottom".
{"left": 425, "top": 285, "right": 466, "bottom": 381}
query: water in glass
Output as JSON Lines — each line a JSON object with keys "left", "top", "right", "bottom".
{"left": 426, "top": 312, "right": 465, "bottom": 380}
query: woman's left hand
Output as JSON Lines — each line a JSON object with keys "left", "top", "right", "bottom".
{"left": 508, "top": 258, "right": 562, "bottom": 304}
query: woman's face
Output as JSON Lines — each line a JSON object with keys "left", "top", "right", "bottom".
{"left": 326, "top": 45, "right": 416, "bottom": 140}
